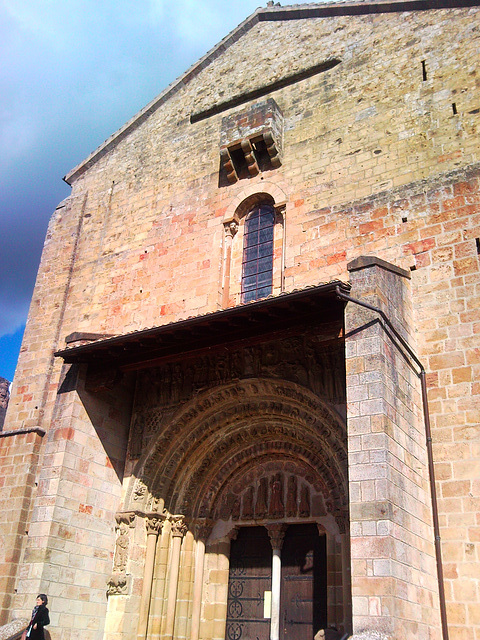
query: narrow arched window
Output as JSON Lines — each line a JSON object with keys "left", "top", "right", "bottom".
{"left": 241, "top": 204, "right": 275, "bottom": 303}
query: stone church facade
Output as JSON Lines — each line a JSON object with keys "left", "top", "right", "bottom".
{"left": 1, "top": 2, "right": 479, "bottom": 640}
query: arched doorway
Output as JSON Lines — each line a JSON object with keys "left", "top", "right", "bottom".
{"left": 118, "top": 375, "right": 350, "bottom": 639}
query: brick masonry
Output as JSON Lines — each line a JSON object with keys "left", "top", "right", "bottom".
{"left": 1, "top": 3, "right": 479, "bottom": 640}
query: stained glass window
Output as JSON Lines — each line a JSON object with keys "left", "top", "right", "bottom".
{"left": 241, "top": 204, "right": 275, "bottom": 303}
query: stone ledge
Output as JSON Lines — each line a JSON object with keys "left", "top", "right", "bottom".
{"left": 347, "top": 256, "right": 411, "bottom": 279}
{"left": 0, "top": 619, "right": 28, "bottom": 640}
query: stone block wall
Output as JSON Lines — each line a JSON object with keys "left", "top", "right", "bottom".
{"left": 0, "top": 429, "right": 44, "bottom": 624}
{"left": 8, "top": 366, "right": 132, "bottom": 640}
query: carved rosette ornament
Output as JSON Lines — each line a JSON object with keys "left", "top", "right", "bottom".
{"left": 146, "top": 513, "right": 166, "bottom": 536}
{"left": 266, "top": 524, "right": 287, "bottom": 551}
{"left": 170, "top": 515, "right": 188, "bottom": 538}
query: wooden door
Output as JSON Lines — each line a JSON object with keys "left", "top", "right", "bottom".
{"left": 226, "top": 526, "right": 272, "bottom": 640}
{"left": 280, "top": 524, "right": 327, "bottom": 640}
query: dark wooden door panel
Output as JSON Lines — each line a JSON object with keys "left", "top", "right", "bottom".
{"left": 226, "top": 526, "right": 272, "bottom": 640}
{"left": 280, "top": 524, "right": 327, "bottom": 640}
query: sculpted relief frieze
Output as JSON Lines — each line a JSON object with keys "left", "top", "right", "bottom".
{"left": 128, "top": 334, "right": 345, "bottom": 460}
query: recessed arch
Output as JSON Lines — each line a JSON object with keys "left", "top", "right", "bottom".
{"left": 126, "top": 378, "right": 348, "bottom": 529}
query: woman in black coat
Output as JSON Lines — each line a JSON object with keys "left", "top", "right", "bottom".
{"left": 26, "top": 594, "right": 50, "bottom": 640}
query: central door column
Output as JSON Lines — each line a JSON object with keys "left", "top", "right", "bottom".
{"left": 267, "top": 525, "right": 286, "bottom": 640}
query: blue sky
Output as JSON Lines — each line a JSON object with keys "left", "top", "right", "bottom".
{"left": 0, "top": 0, "right": 323, "bottom": 382}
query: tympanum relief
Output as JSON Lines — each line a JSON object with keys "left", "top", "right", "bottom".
{"left": 217, "top": 470, "right": 323, "bottom": 524}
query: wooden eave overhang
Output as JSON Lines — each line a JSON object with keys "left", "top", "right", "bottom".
{"left": 63, "top": 0, "right": 480, "bottom": 186}
{"left": 55, "top": 281, "right": 351, "bottom": 371}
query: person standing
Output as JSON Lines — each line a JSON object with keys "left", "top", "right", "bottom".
{"left": 24, "top": 595, "right": 50, "bottom": 640}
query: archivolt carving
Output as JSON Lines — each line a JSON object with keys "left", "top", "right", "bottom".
{"left": 124, "top": 378, "right": 347, "bottom": 529}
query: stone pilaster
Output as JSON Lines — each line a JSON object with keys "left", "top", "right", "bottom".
{"left": 345, "top": 256, "right": 441, "bottom": 640}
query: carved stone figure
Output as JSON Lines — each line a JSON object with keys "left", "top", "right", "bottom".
{"left": 0, "top": 377, "right": 10, "bottom": 430}
{"left": 255, "top": 477, "right": 268, "bottom": 519}
{"left": 133, "top": 479, "right": 148, "bottom": 503}
{"left": 241, "top": 485, "right": 254, "bottom": 520}
{"left": 231, "top": 496, "right": 241, "bottom": 521}
{"left": 269, "top": 473, "right": 284, "bottom": 519}
{"left": 286, "top": 475, "right": 298, "bottom": 518}
{"left": 113, "top": 523, "right": 129, "bottom": 572}
{"left": 299, "top": 484, "right": 311, "bottom": 517}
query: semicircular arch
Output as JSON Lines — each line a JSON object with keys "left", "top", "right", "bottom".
{"left": 126, "top": 378, "right": 347, "bottom": 521}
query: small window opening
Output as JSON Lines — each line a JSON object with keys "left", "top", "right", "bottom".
{"left": 251, "top": 136, "right": 274, "bottom": 172}
{"left": 410, "top": 264, "right": 417, "bottom": 271}
{"left": 402, "top": 216, "right": 408, "bottom": 223}
{"left": 241, "top": 204, "right": 275, "bottom": 303}
{"left": 452, "top": 103, "right": 458, "bottom": 115}
{"left": 476, "top": 238, "right": 480, "bottom": 255}
{"left": 421, "top": 60, "right": 427, "bottom": 82}
{"left": 229, "top": 146, "right": 250, "bottom": 180}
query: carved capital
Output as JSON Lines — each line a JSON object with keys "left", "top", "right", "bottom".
{"left": 266, "top": 524, "right": 287, "bottom": 550}
{"left": 146, "top": 513, "right": 166, "bottom": 536}
{"left": 170, "top": 515, "right": 188, "bottom": 538}
{"left": 224, "top": 220, "right": 238, "bottom": 239}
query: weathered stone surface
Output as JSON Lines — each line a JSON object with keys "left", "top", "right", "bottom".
{"left": 0, "top": 619, "right": 28, "bottom": 640}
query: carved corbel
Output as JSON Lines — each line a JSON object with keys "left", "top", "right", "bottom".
{"left": 227, "top": 526, "right": 240, "bottom": 542}
{"left": 241, "top": 138, "right": 260, "bottom": 176}
{"left": 220, "top": 147, "right": 238, "bottom": 184}
{"left": 263, "top": 131, "right": 282, "bottom": 168}
{"left": 115, "top": 511, "right": 136, "bottom": 528}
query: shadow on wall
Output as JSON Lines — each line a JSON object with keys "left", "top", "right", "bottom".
{"left": 57, "top": 363, "right": 134, "bottom": 483}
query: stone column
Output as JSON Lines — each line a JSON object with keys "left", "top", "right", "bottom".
{"left": 190, "top": 520, "right": 213, "bottom": 640}
{"left": 345, "top": 256, "right": 441, "bottom": 640}
{"left": 266, "top": 524, "right": 286, "bottom": 640}
{"left": 137, "top": 514, "right": 165, "bottom": 640}
{"left": 222, "top": 220, "right": 238, "bottom": 307}
{"left": 164, "top": 516, "right": 188, "bottom": 640}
